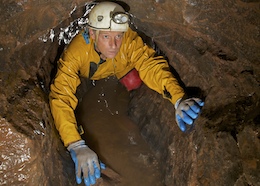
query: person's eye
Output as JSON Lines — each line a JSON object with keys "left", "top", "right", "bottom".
{"left": 103, "top": 35, "right": 109, "bottom": 39}
{"left": 115, "top": 35, "right": 123, "bottom": 39}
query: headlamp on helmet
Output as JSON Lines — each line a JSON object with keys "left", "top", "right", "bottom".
{"left": 112, "top": 12, "right": 129, "bottom": 24}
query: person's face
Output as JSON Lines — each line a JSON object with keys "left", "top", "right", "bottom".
{"left": 90, "top": 29, "right": 124, "bottom": 59}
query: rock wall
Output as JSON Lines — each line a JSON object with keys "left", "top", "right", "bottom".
{"left": 0, "top": 1, "right": 87, "bottom": 185}
{"left": 0, "top": 0, "right": 259, "bottom": 185}
{"left": 128, "top": 0, "right": 260, "bottom": 185}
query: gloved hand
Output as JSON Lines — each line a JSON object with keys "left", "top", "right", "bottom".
{"left": 67, "top": 140, "right": 106, "bottom": 186}
{"left": 175, "top": 98, "right": 204, "bottom": 132}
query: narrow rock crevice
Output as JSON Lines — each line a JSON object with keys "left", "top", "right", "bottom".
{"left": 0, "top": 0, "right": 259, "bottom": 185}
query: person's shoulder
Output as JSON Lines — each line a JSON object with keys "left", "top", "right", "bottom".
{"left": 66, "top": 30, "right": 93, "bottom": 52}
{"left": 125, "top": 27, "right": 138, "bottom": 38}
{"left": 69, "top": 30, "right": 88, "bottom": 46}
{"left": 123, "top": 27, "right": 145, "bottom": 47}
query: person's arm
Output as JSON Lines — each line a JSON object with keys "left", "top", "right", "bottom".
{"left": 124, "top": 29, "right": 184, "bottom": 104}
{"left": 49, "top": 33, "right": 104, "bottom": 186}
{"left": 49, "top": 48, "right": 82, "bottom": 147}
{"left": 124, "top": 29, "right": 204, "bottom": 131}
{"left": 49, "top": 30, "right": 96, "bottom": 146}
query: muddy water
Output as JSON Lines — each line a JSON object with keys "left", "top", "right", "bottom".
{"left": 76, "top": 77, "right": 164, "bottom": 186}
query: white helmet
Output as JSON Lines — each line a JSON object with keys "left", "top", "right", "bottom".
{"left": 88, "top": 2, "right": 129, "bottom": 32}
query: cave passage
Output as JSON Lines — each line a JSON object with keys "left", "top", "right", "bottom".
{"left": 76, "top": 77, "right": 164, "bottom": 186}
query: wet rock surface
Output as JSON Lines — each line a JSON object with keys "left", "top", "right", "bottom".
{"left": 0, "top": 0, "right": 259, "bottom": 185}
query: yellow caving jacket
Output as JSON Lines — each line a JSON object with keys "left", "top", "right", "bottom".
{"left": 49, "top": 28, "right": 184, "bottom": 147}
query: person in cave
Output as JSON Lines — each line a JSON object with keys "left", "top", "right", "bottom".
{"left": 49, "top": 1, "right": 204, "bottom": 186}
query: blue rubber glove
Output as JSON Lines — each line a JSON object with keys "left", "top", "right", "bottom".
{"left": 175, "top": 98, "right": 204, "bottom": 132}
{"left": 67, "top": 140, "right": 106, "bottom": 186}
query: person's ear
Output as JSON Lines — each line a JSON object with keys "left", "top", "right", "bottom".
{"left": 89, "top": 29, "right": 95, "bottom": 40}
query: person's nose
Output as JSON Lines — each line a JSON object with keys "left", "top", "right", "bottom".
{"left": 109, "top": 38, "right": 117, "bottom": 49}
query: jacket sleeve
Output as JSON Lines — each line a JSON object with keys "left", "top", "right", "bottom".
{"left": 49, "top": 38, "right": 85, "bottom": 147}
{"left": 124, "top": 29, "right": 185, "bottom": 105}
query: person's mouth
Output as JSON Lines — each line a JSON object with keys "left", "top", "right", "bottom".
{"left": 108, "top": 51, "right": 118, "bottom": 56}
{"left": 109, "top": 50, "right": 117, "bottom": 53}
